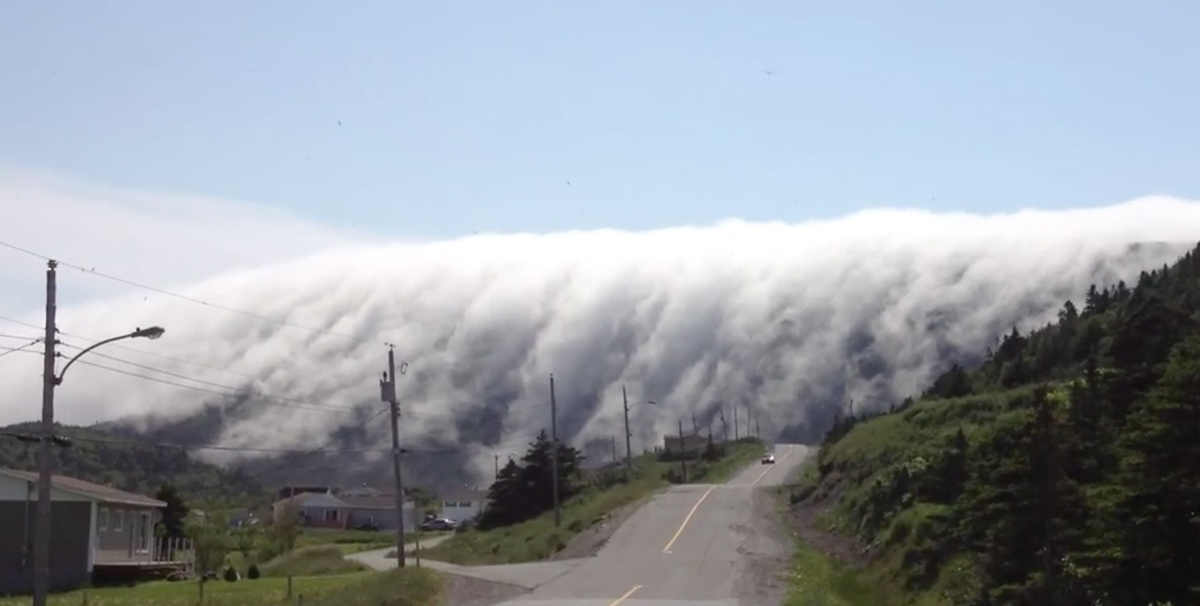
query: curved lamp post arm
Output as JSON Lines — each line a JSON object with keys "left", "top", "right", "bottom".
{"left": 55, "top": 326, "right": 165, "bottom": 385}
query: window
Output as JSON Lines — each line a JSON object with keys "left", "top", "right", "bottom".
{"left": 115, "top": 509, "right": 124, "bottom": 531}
{"left": 98, "top": 508, "right": 109, "bottom": 531}
{"left": 323, "top": 509, "right": 339, "bottom": 522}
{"left": 443, "top": 501, "right": 455, "bottom": 508}
{"left": 457, "top": 501, "right": 472, "bottom": 507}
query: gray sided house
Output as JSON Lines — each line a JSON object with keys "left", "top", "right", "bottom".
{"left": 272, "top": 490, "right": 418, "bottom": 532}
{"left": 0, "top": 469, "right": 167, "bottom": 595}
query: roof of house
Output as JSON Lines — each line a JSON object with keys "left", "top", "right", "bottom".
{"left": 0, "top": 469, "right": 166, "bottom": 508}
{"left": 440, "top": 488, "right": 488, "bottom": 502}
{"left": 273, "top": 491, "right": 409, "bottom": 510}
{"left": 337, "top": 495, "right": 400, "bottom": 509}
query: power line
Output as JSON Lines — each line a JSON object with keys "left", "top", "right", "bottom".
{"left": 0, "top": 239, "right": 368, "bottom": 343}
{"left": 0, "top": 339, "right": 41, "bottom": 359}
{"left": 55, "top": 340, "right": 354, "bottom": 413}
{"left": 0, "top": 344, "right": 464, "bottom": 423}
{"left": 0, "top": 333, "right": 40, "bottom": 341}
{"left": 0, "top": 429, "right": 465, "bottom": 453}
{"left": 0, "top": 314, "right": 261, "bottom": 381}
{"left": 67, "top": 357, "right": 355, "bottom": 414}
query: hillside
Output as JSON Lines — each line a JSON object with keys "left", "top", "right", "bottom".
{"left": 0, "top": 421, "right": 267, "bottom": 505}
{"left": 790, "top": 244, "right": 1200, "bottom": 605}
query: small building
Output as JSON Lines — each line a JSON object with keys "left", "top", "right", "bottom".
{"left": 438, "top": 488, "right": 488, "bottom": 523}
{"left": 663, "top": 434, "right": 707, "bottom": 456}
{"left": 272, "top": 491, "right": 417, "bottom": 532}
{"left": 0, "top": 469, "right": 182, "bottom": 595}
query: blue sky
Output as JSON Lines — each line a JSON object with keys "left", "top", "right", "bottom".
{"left": 2, "top": 0, "right": 1198, "bottom": 239}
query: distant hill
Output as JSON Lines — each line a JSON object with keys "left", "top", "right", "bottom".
{"left": 799, "top": 243, "right": 1200, "bottom": 604}
{"left": 0, "top": 421, "right": 268, "bottom": 505}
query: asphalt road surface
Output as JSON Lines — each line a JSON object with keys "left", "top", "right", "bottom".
{"left": 490, "top": 443, "right": 810, "bottom": 606}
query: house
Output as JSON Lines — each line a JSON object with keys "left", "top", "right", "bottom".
{"left": 276, "top": 485, "right": 332, "bottom": 500}
{"left": 272, "top": 490, "right": 417, "bottom": 532}
{"left": 438, "top": 488, "right": 488, "bottom": 522}
{"left": 0, "top": 469, "right": 181, "bottom": 595}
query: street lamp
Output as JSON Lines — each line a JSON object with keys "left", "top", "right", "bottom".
{"left": 621, "top": 385, "right": 657, "bottom": 481}
{"left": 32, "top": 319, "right": 164, "bottom": 605}
{"left": 54, "top": 327, "right": 165, "bottom": 385}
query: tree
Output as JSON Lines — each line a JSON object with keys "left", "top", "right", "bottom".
{"left": 155, "top": 483, "right": 189, "bottom": 539}
{"left": 1108, "top": 336, "right": 1200, "bottom": 605}
{"left": 267, "top": 501, "right": 302, "bottom": 555}
{"left": 232, "top": 525, "right": 260, "bottom": 566}
{"left": 185, "top": 510, "right": 232, "bottom": 576}
{"left": 477, "top": 431, "right": 585, "bottom": 529}
{"left": 478, "top": 459, "right": 525, "bottom": 529}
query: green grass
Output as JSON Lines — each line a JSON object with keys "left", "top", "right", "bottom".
{"left": 295, "top": 529, "right": 449, "bottom": 555}
{"left": 783, "top": 541, "right": 894, "bottom": 606}
{"left": 295, "top": 529, "right": 397, "bottom": 554}
{"left": 421, "top": 437, "right": 766, "bottom": 565}
{"left": 260, "top": 544, "right": 370, "bottom": 577}
{"left": 778, "top": 389, "right": 1047, "bottom": 605}
{"left": 0, "top": 568, "right": 443, "bottom": 606}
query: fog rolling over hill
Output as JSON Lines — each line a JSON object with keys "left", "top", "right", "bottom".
{"left": 2, "top": 197, "right": 1200, "bottom": 488}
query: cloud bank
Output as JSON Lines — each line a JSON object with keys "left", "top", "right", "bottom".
{"left": 1, "top": 171, "right": 1199, "bottom": 484}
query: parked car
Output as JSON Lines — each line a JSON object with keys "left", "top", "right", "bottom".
{"left": 761, "top": 453, "right": 775, "bottom": 464}
{"left": 421, "top": 517, "right": 458, "bottom": 531}
{"left": 355, "top": 520, "right": 380, "bottom": 531}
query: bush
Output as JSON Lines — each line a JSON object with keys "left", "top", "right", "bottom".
{"left": 222, "top": 565, "right": 239, "bottom": 582}
{"left": 246, "top": 563, "right": 261, "bottom": 579}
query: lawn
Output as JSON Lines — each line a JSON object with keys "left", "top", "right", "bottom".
{"left": 421, "top": 437, "right": 766, "bottom": 565}
{"left": 0, "top": 568, "right": 443, "bottom": 606}
{"left": 295, "top": 528, "right": 450, "bottom": 554}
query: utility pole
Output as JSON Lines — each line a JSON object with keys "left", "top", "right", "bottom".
{"left": 622, "top": 385, "right": 633, "bottom": 481}
{"left": 677, "top": 419, "right": 688, "bottom": 482}
{"left": 734, "top": 406, "right": 739, "bottom": 440}
{"left": 32, "top": 260, "right": 57, "bottom": 606}
{"left": 550, "top": 374, "right": 560, "bottom": 528}
{"left": 611, "top": 435, "right": 617, "bottom": 463}
{"left": 494, "top": 454, "right": 499, "bottom": 479}
{"left": 380, "top": 346, "right": 405, "bottom": 568}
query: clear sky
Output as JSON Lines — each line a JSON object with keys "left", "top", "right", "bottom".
{"left": 2, "top": 0, "right": 1197, "bottom": 239}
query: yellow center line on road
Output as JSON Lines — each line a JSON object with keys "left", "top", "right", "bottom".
{"left": 750, "top": 444, "right": 796, "bottom": 487}
{"left": 661, "top": 484, "right": 717, "bottom": 553}
{"left": 608, "top": 584, "right": 643, "bottom": 606}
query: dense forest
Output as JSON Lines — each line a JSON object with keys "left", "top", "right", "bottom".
{"left": 0, "top": 421, "right": 267, "bottom": 504}
{"left": 800, "top": 243, "right": 1200, "bottom": 605}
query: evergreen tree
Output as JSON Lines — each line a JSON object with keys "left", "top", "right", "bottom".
{"left": 154, "top": 482, "right": 189, "bottom": 539}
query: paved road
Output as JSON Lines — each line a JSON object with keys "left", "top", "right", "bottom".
{"left": 491, "top": 443, "right": 810, "bottom": 606}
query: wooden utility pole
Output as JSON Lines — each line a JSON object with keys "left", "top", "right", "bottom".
{"left": 734, "top": 406, "right": 739, "bottom": 440}
{"left": 677, "top": 419, "right": 688, "bottom": 482}
{"left": 622, "top": 385, "right": 633, "bottom": 481}
{"left": 550, "top": 374, "right": 561, "bottom": 528}
{"left": 380, "top": 346, "right": 405, "bottom": 567}
{"left": 32, "top": 260, "right": 57, "bottom": 606}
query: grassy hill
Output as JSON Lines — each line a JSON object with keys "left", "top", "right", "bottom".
{"left": 0, "top": 421, "right": 267, "bottom": 504}
{"left": 788, "top": 244, "right": 1200, "bottom": 606}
